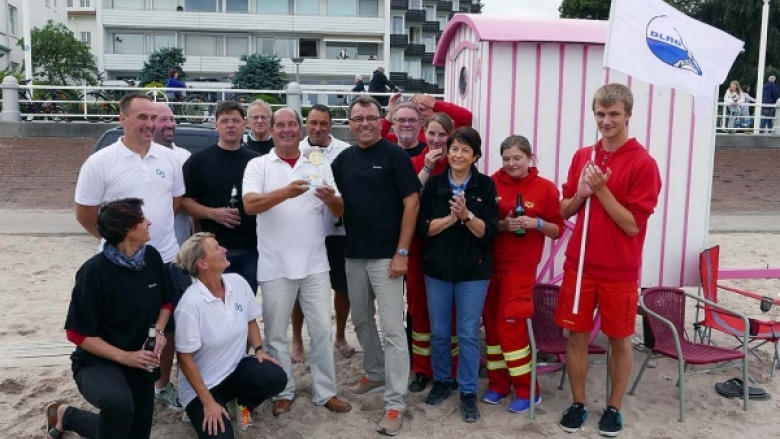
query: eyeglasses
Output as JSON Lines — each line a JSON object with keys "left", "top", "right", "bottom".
{"left": 349, "top": 115, "right": 381, "bottom": 123}
{"left": 394, "top": 118, "right": 419, "bottom": 124}
{"left": 217, "top": 118, "right": 243, "bottom": 126}
{"left": 249, "top": 115, "right": 269, "bottom": 121}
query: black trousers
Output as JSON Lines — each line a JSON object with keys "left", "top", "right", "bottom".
{"left": 63, "top": 361, "right": 155, "bottom": 439}
{"left": 185, "top": 356, "right": 287, "bottom": 439}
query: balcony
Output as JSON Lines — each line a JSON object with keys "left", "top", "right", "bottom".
{"left": 389, "top": 72, "right": 408, "bottom": 90}
{"left": 404, "top": 44, "right": 425, "bottom": 57}
{"left": 421, "top": 52, "right": 434, "bottom": 64}
{"left": 390, "top": 33, "right": 409, "bottom": 48}
{"left": 390, "top": 0, "right": 408, "bottom": 10}
{"left": 406, "top": 78, "right": 427, "bottom": 93}
{"left": 422, "top": 21, "right": 440, "bottom": 33}
{"left": 405, "top": 10, "right": 426, "bottom": 23}
{"left": 436, "top": 1, "right": 453, "bottom": 12}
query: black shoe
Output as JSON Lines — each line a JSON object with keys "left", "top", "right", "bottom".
{"left": 450, "top": 379, "right": 459, "bottom": 391}
{"left": 598, "top": 406, "right": 623, "bottom": 437}
{"left": 460, "top": 393, "right": 480, "bottom": 423}
{"left": 424, "top": 381, "right": 452, "bottom": 405}
{"left": 408, "top": 373, "right": 431, "bottom": 393}
{"left": 560, "top": 402, "right": 588, "bottom": 433}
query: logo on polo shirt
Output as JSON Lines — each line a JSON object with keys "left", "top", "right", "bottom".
{"left": 235, "top": 303, "right": 243, "bottom": 312}
{"left": 148, "top": 283, "right": 157, "bottom": 288}
{"left": 156, "top": 169, "right": 166, "bottom": 179}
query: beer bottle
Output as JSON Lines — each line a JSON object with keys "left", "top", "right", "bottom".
{"left": 144, "top": 326, "right": 157, "bottom": 353}
{"left": 228, "top": 185, "right": 238, "bottom": 209}
{"left": 513, "top": 194, "right": 525, "bottom": 237}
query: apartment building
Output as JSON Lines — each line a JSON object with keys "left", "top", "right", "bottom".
{"left": 1, "top": 0, "right": 68, "bottom": 73}
{"left": 66, "top": 0, "right": 479, "bottom": 93}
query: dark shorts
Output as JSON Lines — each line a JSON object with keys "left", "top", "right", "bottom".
{"left": 164, "top": 262, "right": 186, "bottom": 333}
{"left": 325, "top": 236, "right": 348, "bottom": 294}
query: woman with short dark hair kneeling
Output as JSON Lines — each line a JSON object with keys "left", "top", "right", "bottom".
{"left": 175, "top": 232, "right": 287, "bottom": 438}
{"left": 46, "top": 198, "right": 173, "bottom": 439}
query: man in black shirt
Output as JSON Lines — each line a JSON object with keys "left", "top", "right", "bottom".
{"left": 181, "top": 101, "right": 260, "bottom": 293}
{"left": 245, "top": 99, "right": 275, "bottom": 155}
{"left": 331, "top": 96, "right": 420, "bottom": 437}
{"left": 368, "top": 67, "right": 398, "bottom": 107}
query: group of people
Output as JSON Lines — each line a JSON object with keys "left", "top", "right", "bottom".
{"left": 722, "top": 76, "right": 780, "bottom": 132}
{"left": 47, "top": 82, "right": 660, "bottom": 439}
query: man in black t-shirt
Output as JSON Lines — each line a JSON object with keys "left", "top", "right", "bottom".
{"left": 331, "top": 96, "right": 420, "bottom": 437}
{"left": 245, "top": 99, "right": 275, "bottom": 155}
{"left": 181, "top": 101, "right": 260, "bottom": 292}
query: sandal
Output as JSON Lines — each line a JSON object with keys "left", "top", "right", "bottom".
{"left": 45, "top": 402, "right": 62, "bottom": 439}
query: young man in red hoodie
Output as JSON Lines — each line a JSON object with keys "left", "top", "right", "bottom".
{"left": 555, "top": 83, "right": 661, "bottom": 437}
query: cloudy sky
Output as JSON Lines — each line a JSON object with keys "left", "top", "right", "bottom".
{"left": 480, "top": 0, "right": 562, "bottom": 17}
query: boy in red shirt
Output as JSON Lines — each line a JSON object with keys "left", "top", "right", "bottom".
{"left": 555, "top": 84, "right": 661, "bottom": 437}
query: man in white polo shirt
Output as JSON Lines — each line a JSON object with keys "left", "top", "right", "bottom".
{"left": 74, "top": 93, "right": 186, "bottom": 411}
{"left": 242, "top": 108, "right": 352, "bottom": 418}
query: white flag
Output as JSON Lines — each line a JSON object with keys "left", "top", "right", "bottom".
{"left": 604, "top": 0, "right": 744, "bottom": 119}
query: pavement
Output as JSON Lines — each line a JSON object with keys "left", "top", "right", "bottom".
{"left": 1, "top": 210, "right": 779, "bottom": 235}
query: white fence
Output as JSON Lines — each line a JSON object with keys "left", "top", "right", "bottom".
{"left": 716, "top": 100, "right": 780, "bottom": 134}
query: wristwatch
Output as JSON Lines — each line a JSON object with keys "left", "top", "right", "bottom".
{"left": 397, "top": 248, "right": 409, "bottom": 256}
{"left": 463, "top": 212, "right": 475, "bottom": 223}
{"left": 253, "top": 345, "right": 264, "bottom": 353}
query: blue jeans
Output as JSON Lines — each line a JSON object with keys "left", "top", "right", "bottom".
{"left": 225, "top": 248, "right": 258, "bottom": 295}
{"left": 761, "top": 108, "right": 776, "bottom": 131}
{"left": 425, "top": 276, "right": 489, "bottom": 395}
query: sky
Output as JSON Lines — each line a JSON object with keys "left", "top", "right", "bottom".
{"left": 480, "top": 0, "right": 563, "bottom": 18}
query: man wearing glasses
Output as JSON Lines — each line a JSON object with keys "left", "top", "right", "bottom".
{"left": 181, "top": 101, "right": 260, "bottom": 292}
{"left": 331, "top": 96, "right": 421, "bottom": 437}
{"left": 391, "top": 103, "right": 426, "bottom": 157}
{"left": 245, "top": 99, "right": 275, "bottom": 155}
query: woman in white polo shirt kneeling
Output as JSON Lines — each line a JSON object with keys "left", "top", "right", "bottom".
{"left": 175, "top": 232, "right": 287, "bottom": 438}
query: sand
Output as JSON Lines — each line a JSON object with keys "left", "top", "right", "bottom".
{"left": 1, "top": 233, "right": 779, "bottom": 438}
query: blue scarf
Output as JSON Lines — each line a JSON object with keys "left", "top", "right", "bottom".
{"left": 103, "top": 243, "right": 146, "bottom": 271}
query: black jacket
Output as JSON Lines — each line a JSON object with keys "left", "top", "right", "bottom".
{"left": 368, "top": 70, "right": 396, "bottom": 93}
{"left": 418, "top": 166, "right": 498, "bottom": 282}
{"left": 351, "top": 80, "right": 366, "bottom": 93}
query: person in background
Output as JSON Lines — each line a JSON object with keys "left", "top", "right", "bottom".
{"left": 382, "top": 93, "right": 472, "bottom": 144}
{"left": 368, "top": 67, "right": 398, "bottom": 107}
{"left": 45, "top": 198, "right": 172, "bottom": 439}
{"left": 482, "top": 135, "right": 563, "bottom": 413}
{"left": 761, "top": 75, "right": 780, "bottom": 132}
{"left": 406, "top": 113, "right": 455, "bottom": 394}
{"left": 417, "top": 127, "right": 498, "bottom": 423}
{"left": 352, "top": 75, "right": 366, "bottom": 93}
{"left": 555, "top": 83, "right": 661, "bottom": 437}
{"left": 723, "top": 80, "right": 746, "bottom": 130}
{"left": 165, "top": 70, "right": 187, "bottom": 102}
{"left": 245, "top": 100, "right": 275, "bottom": 155}
{"left": 174, "top": 232, "right": 287, "bottom": 435}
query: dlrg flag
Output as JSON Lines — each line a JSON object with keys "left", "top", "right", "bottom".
{"left": 604, "top": 0, "right": 744, "bottom": 119}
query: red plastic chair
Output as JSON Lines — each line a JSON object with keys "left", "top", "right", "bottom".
{"left": 527, "top": 283, "right": 608, "bottom": 420}
{"left": 629, "top": 287, "right": 749, "bottom": 422}
{"left": 696, "top": 246, "right": 780, "bottom": 376}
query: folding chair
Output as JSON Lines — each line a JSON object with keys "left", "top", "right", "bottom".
{"left": 696, "top": 245, "right": 780, "bottom": 377}
{"left": 527, "top": 283, "right": 608, "bottom": 420}
{"left": 630, "top": 287, "right": 749, "bottom": 422}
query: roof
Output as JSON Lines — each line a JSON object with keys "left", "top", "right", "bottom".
{"left": 433, "top": 14, "right": 608, "bottom": 65}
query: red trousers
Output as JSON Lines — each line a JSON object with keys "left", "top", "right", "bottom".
{"left": 483, "top": 270, "right": 539, "bottom": 398}
{"left": 408, "top": 252, "right": 458, "bottom": 378}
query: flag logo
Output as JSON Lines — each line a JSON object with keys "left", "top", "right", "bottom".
{"left": 645, "top": 15, "right": 702, "bottom": 76}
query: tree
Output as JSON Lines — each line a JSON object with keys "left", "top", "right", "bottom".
{"left": 17, "top": 20, "right": 98, "bottom": 85}
{"left": 138, "top": 47, "right": 187, "bottom": 86}
{"left": 559, "top": 0, "right": 697, "bottom": 20}
{"left": 233, "top": 54, "right": 286, "bottom": 91}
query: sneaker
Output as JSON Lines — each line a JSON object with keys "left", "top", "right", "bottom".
{"left": 507, "top": 394, "right": 542, "bottom": 413}
{"left": 181, "top": 412, "right": 191, "bottom": 425}
{"left": 460, "top": 393, "right": 480, "bottom": 423}
{"left": 598, "top": 406, "right": 623, "bottom": 437}
{"left": 480, "top": 389, "right": 507, "bottom": 405}
{"left": 351, "top": 376, "right": 385, "bottom": 395}
{"left": 560, "top": 402, "right": 588, "bottom": 433}
{"left": 155, "top": 383, "right": 184, "bottom": 411}
{"left": 450, "top": 379, "right": 459, "bottom": 391}
{"left": 228, "top": 400, "right": 252, "bottom": 430}
{"left": 424, "top": 381, "right": 451, "bottom": 405}
{"left": 376, "top": 409, "right": 403, "bottom": 436}
{"left": 408, "top": 373, "right": 431, "bottom": 393}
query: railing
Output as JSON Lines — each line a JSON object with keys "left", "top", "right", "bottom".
{"left": 0, "top": 78, "right": 444, "bottom": 124}
{"left": 716, "top": 101, "right": 779, "bottom": 135}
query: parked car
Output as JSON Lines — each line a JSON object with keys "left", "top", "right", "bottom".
{"left": 91, "top": 124, "right": 219, "bottom": 154}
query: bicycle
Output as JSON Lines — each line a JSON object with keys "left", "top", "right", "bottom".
{"left": 17, "top": 79, "right": 69, "bottom": 122}
{"left": 181, "top": 89, "right": 250, "bottom": 124}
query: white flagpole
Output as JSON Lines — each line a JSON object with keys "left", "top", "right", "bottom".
{"left": 22, "top": 0, "right": 33, "bottom": 82}
{"left": 572, "top": 146, "right": 596, "bottom": 315}
{"left": 753, "top": 0, "right": 770, "bottom": 133}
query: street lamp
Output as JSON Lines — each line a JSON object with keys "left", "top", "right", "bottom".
{"left": 291, "top": 57, "right": 304, "bottom": 84}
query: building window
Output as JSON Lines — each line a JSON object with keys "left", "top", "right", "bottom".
{"left": 406, "top": 60, "right": 421, "bottom": 78}
{"left": 422, "top": 65, "right": 435, "bottom": 83}
{"left": 226, "top": 36, "right": 249, "bottom": 56}
{"left": 185, "top": 0, "right": 218, "bottom": 12}
{"left": 327, "top": 0, "right": 355, "bottom": 16}
{"left": 113, "top": 33, "right": 145, "bottom": 54}
{"left": 112, "top": 0, "right": 145, "bottom": 8}
{"left": 10, "top": 62, "right": 20, "bottom": 73}
{"left": 424, "top": 36, "right": 435, "bottom": 52}
{"left": 152, "top": 34, "right": 177, "bottom": 51}
{"left": 226, "top": 0, "right": 249, "bottom": 12}
{"left": 390, "top": 51, "right": 403, "bottom": 72}
{"left": 256, "top": 37, "right": 297, "bottom": 58}
{"left": 8, "top": 5, "right": 18, "bottom": 36}
{"left": 46, "top": 0, "right": 52, "bottom": 8}
{"left": 357, "top": 43, "right": 379, "bottom": 59}
{"left": 358, "top": 0, "right": 377, "bottom": 17}
{"left": 424, "top": 5, "right": 434, "bottom": 21}
{"left": 185, "top": 35, "right": 219, "bottom": 56}
{"left": 297, "top": 0, "right": 319, "bottom": 14}
{"left": 299, "top": 39, "right": 318, "bottom": 58}
{"left": 392, "top": 16, "right": 404, "bottom": 34}
{"left": 67, "top": 0, "right": 73, "bottom": 6}
{"left": 152, "top": 0, "right": 177, "bottom": 10}
{"left": 408, "top": 0, "right": 421, "bottom": 10}
{"left": 257, "top": 0, "right": 290, "bottom": 14}
{"left": 81, "top": 32, "right": 92, "bottom": 46}
{"left": 80, "top": 0, "right": 91, "bottom": 6}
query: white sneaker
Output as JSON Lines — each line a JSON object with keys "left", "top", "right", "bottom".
{"left": 154, "top": 383, "right": 184, "bottom": 412}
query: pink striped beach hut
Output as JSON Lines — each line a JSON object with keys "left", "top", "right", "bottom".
{"left": 434, "top": 14, "right": 717, "bottom": 287}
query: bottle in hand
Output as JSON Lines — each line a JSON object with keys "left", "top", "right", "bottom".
{"left": 228, "top": 185, "right": 238, "bottom": 209}
{"left": 513, "top": 194, "right": 525, "bottom": 237}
